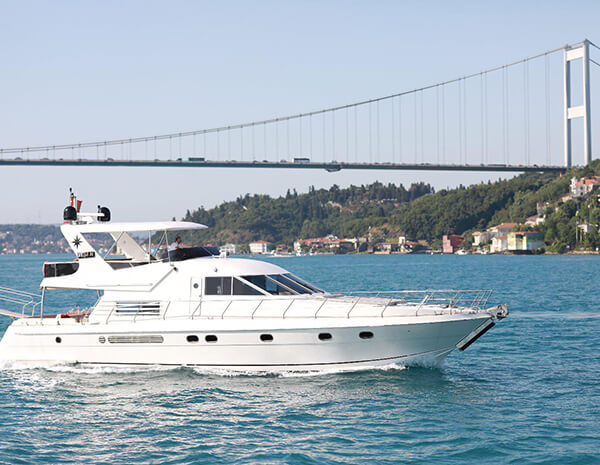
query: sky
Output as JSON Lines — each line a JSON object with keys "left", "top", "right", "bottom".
{"left": 1, "top": 0, "right": 600, "bottom": 223}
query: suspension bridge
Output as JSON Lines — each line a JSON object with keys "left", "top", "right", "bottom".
{"left": 2, "top": 40, "right": 600, "bottom": 173}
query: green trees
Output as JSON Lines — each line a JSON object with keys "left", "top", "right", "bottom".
{"left": 182, "top": 182, "right": 433, "bottom": 245}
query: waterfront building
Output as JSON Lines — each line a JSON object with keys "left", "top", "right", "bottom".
{"left": 220, "top": 243, "right": 240, "bottom": 255}
{"left": 507, "top": 232, "right": 545, "bottom": 251}
{"left": 442, "top": 234, "right": 464, "bottom": 254}
{"left": 490, "top": 235, "right": 508, "bottom": 253}
{"left": 472, "top": 231, "right": 491, "bottom": 246}
{"left": 249, "top": 240, "right": 272, "bottom": 254}
{"left": 488, "top": 222, "right": 517, "bottom": 238}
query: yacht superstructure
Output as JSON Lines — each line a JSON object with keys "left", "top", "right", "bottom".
{"left": 0, "top": 192, "right": 508, "bottom": 372}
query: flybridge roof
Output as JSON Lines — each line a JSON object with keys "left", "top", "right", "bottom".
{"left": 62, "top": 221, "right": 207, "bottom": 233}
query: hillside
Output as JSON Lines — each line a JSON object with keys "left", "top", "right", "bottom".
{"left": 181, "top": 162, "right": 600, "bottom": 250}
{"left": 182, "top": 182, "right": 433, "bottom": 245}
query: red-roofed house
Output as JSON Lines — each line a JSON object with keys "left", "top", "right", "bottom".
{"left": 571, "top": 176, "right": 600, "bottom": 198}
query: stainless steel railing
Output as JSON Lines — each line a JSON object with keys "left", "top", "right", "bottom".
{"left": 96, "top": 289, "right": 496, "bottom": 323}
{"left": 0, "top": 286, "right": 42, "bottom": 317}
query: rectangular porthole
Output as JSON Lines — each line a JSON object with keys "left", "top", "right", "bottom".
{"left": 205, "top": 334, "right": 218, "bottom": 343}
{"left": 260, "top": 334, "right": 273, "bottom": 342}
{"left": 318, "top": 333, "right": 332, "bottom": 341}
{"left": 187, "top": 335, "right": 199, "bottom": 343}
{"left": 359, "top": 331, "right": 374, "bottom": 340}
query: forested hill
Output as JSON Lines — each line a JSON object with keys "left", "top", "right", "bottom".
{"left": 181, "top": 162, "right": 600, "bottom": 246}
{"left": 182, "top": 182, "right": 433, "bottom": 244}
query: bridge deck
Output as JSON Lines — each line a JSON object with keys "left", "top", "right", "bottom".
{"left": 0, "top": 159, "right": 566, "bottom": 172}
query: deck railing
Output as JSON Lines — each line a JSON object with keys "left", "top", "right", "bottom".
{"left": 0, "top": 286, "right": 42, "bottom": 317}
{"left": 97, "top": 289, "right": 496, "bottom": 323}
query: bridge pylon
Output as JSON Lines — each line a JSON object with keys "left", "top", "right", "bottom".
{"left": 564, "top": 39, "right": 592, "bottom": 167}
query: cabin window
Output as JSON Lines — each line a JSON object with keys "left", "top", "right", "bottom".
{"left": 187, "top": 335, "right": 199, "bottom": 343}
{"left": 318, "top": 333, "right": 332, "bottom": 341}
{"left": 98, "top": 336, "right": 106, "bottom": 344}
{"left": 55, "top": 337, "right": 62, "bottom": 343}
{"left": 269, "top": 274, "right": 312, "bottom": 294}
{"left": 233, "top": 278, "right": 263, "bottom": 296}
{"left": 284, "top": 273, "right": 324, "bottom": 293}
{"left": 205, "top": 334, "right": 218, "bottom": 343}
{"left": 359, "top": 331, "right": 374, "bottom": 340}
{"left": 205, "top": 277, "right": 232, "bottom": 295}
{"left": 260, "top": 334, "right": 274, "bottom": 342}
{"left": 242, "top": 275, "right": 295, "bottom": 295}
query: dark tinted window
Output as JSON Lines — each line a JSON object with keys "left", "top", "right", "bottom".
{"left": 269, "top": 274, "right": 311, "bottom": 294}
{"left": 359, "top": 331, "right": 374, "bottom": 339}
{"left": 233, "top": 278, "right": 263, "bottom": 296}
{"left": 284, "top": 273, "right": 323, "bottom": 293}
{"left": 187, "top": 335, "right": 199, "bottom": 343}
{"left": 205, "top": 334, "right": 218, "bottom": 342}
{"left": 205, "top": 277, "right": 232, "bottom": 295}
{"left": 242, "top": 275, "right": 294, "bottom": 295}
{"left": 318, "top": 333, "right": 332, "bottom": 341}
{"left": 260, "top": 334, "right": 274, "bottom": 342}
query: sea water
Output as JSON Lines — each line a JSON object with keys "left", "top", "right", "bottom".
{"left": 0, "top": 254, "right": 598, "bottom": 464}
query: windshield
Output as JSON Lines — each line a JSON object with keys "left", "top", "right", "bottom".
{"left": 240, "top": 274, "right": 321, "bottom": 295}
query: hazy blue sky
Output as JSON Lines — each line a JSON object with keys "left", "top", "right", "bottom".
{"left": 1, "top": 1, "right": 600, "bottom": 223}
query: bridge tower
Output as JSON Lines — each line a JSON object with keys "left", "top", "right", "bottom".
{"left": 564, "top": 40, "right": 592, "bottom": 167}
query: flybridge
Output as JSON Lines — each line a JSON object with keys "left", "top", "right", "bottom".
{"left": 62, "top": 188, "right": 207, "bottom": 232}
{"left": 39, "top": 189, "right": 213, "bottom": 285}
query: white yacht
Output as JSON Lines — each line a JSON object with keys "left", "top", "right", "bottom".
{"left": 0, "top": 193, "right": 508, "bottom": 372}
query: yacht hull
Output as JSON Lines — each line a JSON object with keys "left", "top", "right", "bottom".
{"left": 0, "top": 314, "right": 493, "bottom": 372}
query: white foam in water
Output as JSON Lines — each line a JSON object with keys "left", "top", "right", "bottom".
{"left": 190, "top": 362, "right": 409, "bottom": 378}
{"left": 0, "top": 357, "right": 440, "bottom": 378}
{"left": 0, "top": 359, "right": 180, "bottom": 375}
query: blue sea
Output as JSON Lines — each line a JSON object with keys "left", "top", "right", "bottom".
{"left": 0, "top": 254, "right": 598, "bottom": 464}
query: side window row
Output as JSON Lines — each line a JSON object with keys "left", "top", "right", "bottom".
{"left": 205, "top": 277, "right": 262, "bottom": 296}
{"left": 185, "top": 332, "right": 374, "bottom": 343}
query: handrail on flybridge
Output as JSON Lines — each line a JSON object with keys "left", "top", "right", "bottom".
{"left": 0, "top": 286, "right": 42, "bottom": 319}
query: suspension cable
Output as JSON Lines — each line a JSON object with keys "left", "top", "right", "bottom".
{"left": 0, "top": 43, "right": 570, "bottom": 155}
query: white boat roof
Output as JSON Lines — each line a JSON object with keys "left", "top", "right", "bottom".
{"left": 63, "top": 221, "right": 207, "bottom": 233}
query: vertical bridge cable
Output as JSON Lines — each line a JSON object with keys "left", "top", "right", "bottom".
{"left": 463, "top": 77, "right": 467, "bottom": 164}
{"left": 345, "top": 107, "right": 349, "bottom": 163}
{"left": 376, "top": 100, "right": 380, "bottom": 163}
{"left": 332, "top": 111, "right": 335, "bottom": 162}
{"left": 398, "top": 95, "right": 402, "bottom": 162}
{"left": 480, "top": 73, "right": 484, "bottom": 165}
{"left": 354, "top": 106, "right": 358, "bottom": 162}
{"left": 505, "top": 67, "right": 510, "bottom": 165}
{"left": 441, "top": 85, "right": 445, "bottom": 163}
{"left": 413, "top": 92, "right": 417, "bottom": 163}
{"left": 299, "top": 116, "right": 303, "bottom": 157}
{"left": 545, "top": 53, "right": 551, "bottom": 165}
{"left": 391, "top": 96, "right": 396, "bottom": 163}
{"left": 523, "top": 60, "right": 530, "bottom": 165}
{"left": 369, "top": 104, "right": 373, "bottom": 163}
{"left": 502, "top": 66, "right": 506, "bottom": 164}
{"left": 420, "top": 90, "right": 424, "bottom": 163}
{"left": 458, "top": 79, "right": 463, "bottom": 164}
{"left": 436, "top": 85, "right": 440, "bottom": 163}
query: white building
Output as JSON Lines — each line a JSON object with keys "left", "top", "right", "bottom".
{"left": 220, "top": 243, "right": 240, "bottom": 255}
{"left": 249, "top": 240, "right": 271, "bottom": 254}
{"left": 571, "top": 176, "right": 600, "bottom": 198}
{"left": 490, "top": 235, "right": 508, "bottom": 253}
{"left": 472, "top": 231, "right": 491, "bottom": 246}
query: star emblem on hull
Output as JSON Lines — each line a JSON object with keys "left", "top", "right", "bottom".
{"left": 72, "top": 236, "right": 82, "bottom": 249}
